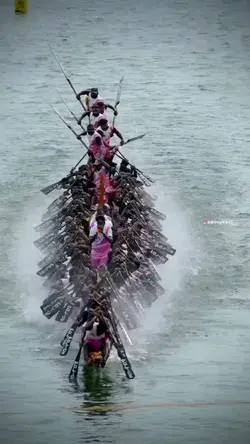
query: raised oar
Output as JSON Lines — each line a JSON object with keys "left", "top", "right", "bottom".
{"left": 51, "top": 106, "right": 111, "bottom": 171}
{"left": 51, "top": 106, "right": 89, "bottom": 152}
{"left": 48, "top": 44, "right": 86, "bottom": 111}
{"left": 55, "top": 91, "right": 91, "bottom": 173}
{"left": 123, "top": 133, "right": 146, "bottom": 146}
{"left": 112, "top": 76, "right": 124, "bottom": 126}
{"left": 113, "top": 136, "right": 155, "bottom": 184}
{"left": 56, "top": 89, "right": 86, "bottom": 132}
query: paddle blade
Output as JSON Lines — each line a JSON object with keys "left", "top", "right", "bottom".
{"left": 147, "top": 208, "right": 166, "bottom": 221}
{"left": 41, "top": 180, "right": 62, "bottom": 195}
{"left": 117, "top": 346, "right": 135, "bottom": 379}
{"left": 68, "top": 345, "right": 82, "bottom": 381}
{"left": 43, "top": 298, "right": 64, "bottom": 319}
{"left": 42, "top": 290, "right": 64, "bottom": 308}
{"left": 115, "top": 76, "right": 124, "bottom": 108}
{"left": 60, "top": 323, "right": 78, "bottom": 355}
{"left": 123, "top": 133, "right": 146, "bottom": 146}
{"left": 55, "top": 302, "right": 74, "bottom": 323}
{"left": 36, "top": 262, "right": 55, "bottom": 277}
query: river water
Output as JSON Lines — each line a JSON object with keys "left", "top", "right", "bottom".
{"left": 1, "top": 0, "right": 250, "bottom": 442}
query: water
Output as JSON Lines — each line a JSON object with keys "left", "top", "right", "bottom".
{"left": 1, "top": 0, "right": 250, "bottom": 442}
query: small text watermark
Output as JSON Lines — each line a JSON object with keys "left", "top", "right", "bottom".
{"left": 203, "top": 220, "right": 234, "bottom": 225}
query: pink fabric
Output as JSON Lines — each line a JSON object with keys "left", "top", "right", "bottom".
{"left": 102, "top": 125, "right": 114, "bottom": 152}
{"left": 85, "top": 338, "right": 104, "bottom": 350}
{"left": 104, "top": 144, "right": 112, "bottom": 159}
{"left": 89, "top": 131, "right": 106, "bottom": 160}
{"left": 90, "top": 224, "right": 112, "bottom": 268}
{"left": 91, "top": 253, "right": 109, "bottom": 268}
{"left": 94, "top": 167, "right": 107, "bottom": 188}
{"left": 104, "top": 138, "right": 111, "bottom": 148}
{"left": 92, "top": 144, "right": 105, "bottom": 160}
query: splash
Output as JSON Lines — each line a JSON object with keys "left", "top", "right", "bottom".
{"left": 14, "top": 192, "right": 58, "bottom": 325}
{"left": 12, "top": 175, "right": 200, "bottom": 368}
{"left": 130, "top": 184, "right": 200, "bottom": 351}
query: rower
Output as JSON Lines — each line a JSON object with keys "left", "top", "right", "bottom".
{"left": 77, "top": 124, "right": 106, "bottom": 162}
{"left": 90, "top": 205, "right": 113, "bottom": 229}
{"left": 96, "top": 118, "right": 124, "bottom": 149}
{"left": 82, "top": 317, "right": 110, "bottom": 366}
{"left": 77, "top": 104, "right": 104, "bottom": 129}
{"left": 76, "top": 87, "right": 99, "bottom": 110}
{"left": 89, "top": 213, "right": 113, "bottom": 269}
{"left": 96, "top": 119, "right": 124, "bottom": 165}
{"left": 96, "top": 98, "right": 118, "bottom": 118}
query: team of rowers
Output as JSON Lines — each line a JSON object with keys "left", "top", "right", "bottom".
{"left": 37, "top": 84, "right": 175, "bottom": 373}
{"left": 75, "top": 87, "right": 124, "bottom": 165}
{"left": 72, "top": 86, "right": 128, "bottom": 274}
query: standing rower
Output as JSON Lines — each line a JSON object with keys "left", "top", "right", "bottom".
{"left": 96, "top": 98, "right": 118, "bottom": 118}
{"left": 76, "top": 88, "right": 118, "bottom": 117}
{"left": 77, "top": 124, "right": 106, "bottom": 161}
{"left": 97, "top": 118, "right": 124, "bottom": 149}
{"left": 77, "top": 104, "right": 103, "bottom": 129}
{"left": 96, "top": 119, "right": 124, "bottom": 164}
{"left": 76, "top": 87, "right": 99, "bottom": 111}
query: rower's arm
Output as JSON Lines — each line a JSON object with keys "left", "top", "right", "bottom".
{"left": 76, "top": 131, "right": 87, "bottom": 139}
{"left": 105, "top": 103, "right": 117, "bottom": 113}
{"left": 77, "top": 310, "right": 89, "bottom": 327}
{"left": 89, "top": 233, "right": 98, "bottom": 244}
{"left": 112, "top": 127, "right": 124, "bottom": 143}
{"left": 76, "top": 89, "right": 90, "bottom": 99}
{"left": 78, "top": 111, "right": 89, "bottom": 124}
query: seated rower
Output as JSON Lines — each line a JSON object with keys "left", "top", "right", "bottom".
{"left": 77, "top": 104, "right": 104, "bottom": 129}
{"left": 89, "top": 213, "right": 113, "bottom": 269}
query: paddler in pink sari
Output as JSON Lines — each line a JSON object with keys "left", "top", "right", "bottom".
{"left": 89, "top": 214, "right": 113, "bottom": 268}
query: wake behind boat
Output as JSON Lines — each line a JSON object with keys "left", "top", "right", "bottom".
{"left": 35, "top": 47, "right": 176, "bottom": 381}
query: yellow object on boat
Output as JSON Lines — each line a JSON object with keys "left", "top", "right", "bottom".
{"left": 15, "top": 0, "right": 28, "bottom": 13}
